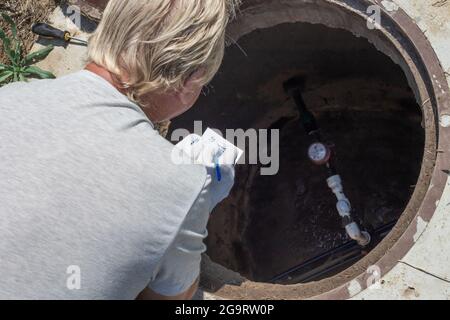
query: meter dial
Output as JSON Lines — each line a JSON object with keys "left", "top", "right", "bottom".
{"left": 307, "top": 142, "right": 331, "bottom": 165}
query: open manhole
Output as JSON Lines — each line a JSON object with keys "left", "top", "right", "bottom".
{"left": 76, "top": 0, "right": 449, "bottom": 300}
{"left": 170, "top": 0, "right": 447, "bottom": 299}
{"left": 174, "top": 21, "right": 426, "bottom": 284}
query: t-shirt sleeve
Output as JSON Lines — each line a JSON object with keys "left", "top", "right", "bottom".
{"left": 147, "top": 176, "right": 213, "bottom": 297}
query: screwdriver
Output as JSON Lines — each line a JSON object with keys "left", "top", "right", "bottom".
{"left": 32, "top": 23, "right": 88, "bottom": 45}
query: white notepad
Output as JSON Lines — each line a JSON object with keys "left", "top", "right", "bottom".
{"left": 173, "top": 128, "right": 243, "bottom": 166}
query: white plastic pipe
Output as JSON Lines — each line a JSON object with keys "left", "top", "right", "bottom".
{"left": 327, "top": 175, "right": 371, "bottom": 246}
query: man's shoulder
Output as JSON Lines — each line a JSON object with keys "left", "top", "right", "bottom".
{"left": 129, "top": 130, "right": 207, "bottom": 195}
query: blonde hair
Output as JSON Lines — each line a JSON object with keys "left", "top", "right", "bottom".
{"left": 87, "top": 0, "right": 240, "bottom": 104}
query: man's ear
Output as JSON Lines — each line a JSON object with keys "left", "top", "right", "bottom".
{"left": 178, "top": 70, "right": 205, "bottom": 106}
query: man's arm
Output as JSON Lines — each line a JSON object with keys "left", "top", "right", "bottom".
{"left": 137, "top": 163, "right": 235, "bottom": 300}
{"left": 137, "top": 278, "right": 199, "bottom": 300}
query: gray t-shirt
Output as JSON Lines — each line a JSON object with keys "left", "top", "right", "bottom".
{"left": 0, "top": 70, "right": 212, "bottom": 299}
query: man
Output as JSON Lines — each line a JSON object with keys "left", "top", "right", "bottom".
{"left": 0, "top": 0, "right": 240, "bottom": 299}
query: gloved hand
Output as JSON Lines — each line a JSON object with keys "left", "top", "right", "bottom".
{"left": 172, "top": 132, "right": 239, "bottom": 213}
{"left": 203, "top": 163, "right": 235, "bottom": 212}
{"left": 196, "top": 143, "right": 236, "bottom": 212}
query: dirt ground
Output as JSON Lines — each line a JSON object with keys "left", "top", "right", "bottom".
{"left": 0, "top": 0, "right": 60, "bottom": 64}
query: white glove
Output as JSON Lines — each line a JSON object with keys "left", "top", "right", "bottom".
{"left": 172, "top": 130, "right": 240, "bottom": 212}
{"left": 200, "top": 151, "right": 236, "bottom": 212}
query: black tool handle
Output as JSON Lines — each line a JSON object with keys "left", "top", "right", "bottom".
{"left": 32, "top": 23, "right": 69, "bottom": 41}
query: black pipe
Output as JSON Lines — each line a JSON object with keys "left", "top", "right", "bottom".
{"left": 270, "top": 221, "right": 396, "bottom": 283}
{"left": 291, "top": 88, "right": 320, "bottom": 136}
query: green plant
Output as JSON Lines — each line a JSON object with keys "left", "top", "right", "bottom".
{"left": 0, "top": 12, "right": 55, "bottom": 86}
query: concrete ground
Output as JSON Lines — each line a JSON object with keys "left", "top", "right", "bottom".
{"left": 31, "top": 0, "right": 450, "bottom": 300}
{"left": 351, "top": 0, "right": 450, "bottom": 300}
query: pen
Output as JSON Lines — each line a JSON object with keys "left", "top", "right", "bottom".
{"left": 214, "top": 158, "right": 222, "bottom": 182}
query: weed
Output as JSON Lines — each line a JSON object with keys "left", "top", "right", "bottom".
{"left": 0, "top": 12, "right": 55, "bottom": 86}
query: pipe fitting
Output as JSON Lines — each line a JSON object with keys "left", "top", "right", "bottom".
{"left": 327, "top": 175, "right": 371, "bottom": 247}
{"left": 327, "top": 175, "right": 346, "bottom": 201}
{"left": 336, "top": 199, "right": 351, "bottom": 218}
{"left": 345, "top": 222, "right": 372, "bottom": 247}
